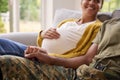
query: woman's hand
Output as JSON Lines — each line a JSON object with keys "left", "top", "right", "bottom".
{"left": 24, "top": 46, "right": 39, "bottom": 54}
{"left": 41, "top": 27, "right": 60, "bottom": 39}
{"left": 24, "top": 46, "right": 48, "bottom": 62}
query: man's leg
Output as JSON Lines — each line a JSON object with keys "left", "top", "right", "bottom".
{"left": 0, "top": 55, "right": 76, "bottom": 80}
{"left": 76, "top": 64, "right": 120, "bottom": 80}
{"left": 0, "top": 38, "right": 27, "bottom": 57}
{"left": 76, "top": 65, "right": 107, "bottom": 80}
{"left": 0, "top": 68, "right": 3, "bottom": 80}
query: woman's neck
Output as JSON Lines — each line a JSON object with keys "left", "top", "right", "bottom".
{"left": 77, "top": 15, "right": 96, "bottom": 25}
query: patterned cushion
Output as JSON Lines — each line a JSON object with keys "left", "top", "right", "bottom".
{"left": 97, "top": 12, "right": 112, "bottom": 22}
{"left": 112, "top": 9, "right": 120, "bottom": 19}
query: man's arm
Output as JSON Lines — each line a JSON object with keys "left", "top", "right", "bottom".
{"left": 49, "top": 43, "right": 98, "bottom": 69}
{"left": 25, "top": 43, "right": 98, "bottom": 69}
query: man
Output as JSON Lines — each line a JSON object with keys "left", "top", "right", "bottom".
{"left": 22, "top": 17, "right": 120, "bottom": 80}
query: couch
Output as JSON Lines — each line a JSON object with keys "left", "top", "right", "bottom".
{"left": 0, "top": 9, "right": 120, "bottom": 46}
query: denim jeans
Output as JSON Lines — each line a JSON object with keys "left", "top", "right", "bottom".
{"left": 0, "top": 38, "right": 27, "bottom": 57}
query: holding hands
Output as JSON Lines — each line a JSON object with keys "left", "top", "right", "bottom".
{"left": 24, "top": 46, "right": 49, "bottom": 63}
{"left": 24, "top": 27, "right": 60, "bottom": 64}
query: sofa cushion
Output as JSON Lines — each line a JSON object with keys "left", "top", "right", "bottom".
{"left": 0, "top": 9, "right": 115, "bottom": 46}
{"left": 0, "top": 32, "right": 38, "bottom": 46}
{"left": 52, "top": 9, "right": 82, "bottom": 27}
{"left": 112, "top": 9, "right": 120, "bottom": 19}
{"left": 52, "top": 9, "right": 112, "bottom": 27}
{"left": 97, "top": 12, "right": 112, "bottom": 22}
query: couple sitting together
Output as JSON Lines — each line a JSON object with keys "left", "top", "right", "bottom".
{"left": 0, "top": 0, "right": 120, "bottom": 80}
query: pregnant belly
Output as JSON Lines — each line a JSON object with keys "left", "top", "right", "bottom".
{"left": 41, "top": 37, "right": 76, "bottom": 54}
{"left": 41, "top": 29, "right": 79, "bottom": 54}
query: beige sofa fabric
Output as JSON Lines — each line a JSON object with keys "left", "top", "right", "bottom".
{"left": 0, "top": 32, "right": 38, "bottom": 46}
{"left": 0, "top": 9, "right": 119, "bottom": 46}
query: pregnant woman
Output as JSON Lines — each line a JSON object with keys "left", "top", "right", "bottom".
{"left": 0, "top": 0, "right": 103, "bottom": 58}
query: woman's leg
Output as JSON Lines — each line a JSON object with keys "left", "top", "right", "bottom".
{"left": 0, "top": 55, "right": 76, "bottom": 80}
{"left": 0, "top": 38, "right": 27, "bottom": 57}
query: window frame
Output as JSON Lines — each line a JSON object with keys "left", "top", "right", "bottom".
{"left": 9, "top": 0, "right": 19, "bottom": 32}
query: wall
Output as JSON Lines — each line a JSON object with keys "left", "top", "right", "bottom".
{"left": 75, "top": 0, "right": 81, "bottom": 10}
{"left": 53, "top": 0, "right": 75, "bottom": 11}
{"left": 41, "top": 0, "right": 81, "bottom": 29}
{"left": 53, "top": 0, "right": 81, "bottom": 11}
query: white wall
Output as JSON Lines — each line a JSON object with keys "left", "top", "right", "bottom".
{"left": 53, "top": 0, "right": 81, "bottom": 12}
{"left": 42, "top": 0, "right": 81, "bottom": 29}
{"left": 53, "top": 0, "right": 75, "bottom": 12}
{"left": 75, "top": 0, "right": 81, "bottom": 10}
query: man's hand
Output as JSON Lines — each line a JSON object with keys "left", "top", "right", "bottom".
{"left": 24, "top": 46, "right": 48, "bottom": 62}
{"left": 24, "top": 46, "right": 39, "bottom": 54}
{"left": 41, "top": 27, "right": 60, "bottom": 39}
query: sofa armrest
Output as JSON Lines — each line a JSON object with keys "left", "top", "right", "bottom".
{"left": 0, "top": 32, "right": 38, "bottom": 46}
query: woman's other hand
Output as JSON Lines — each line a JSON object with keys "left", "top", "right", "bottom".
{"left": 41, "top": 28, "right": 60, "bottom": 39}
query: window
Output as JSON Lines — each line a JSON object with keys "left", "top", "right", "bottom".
{"left": 19, "top": 0, "right": 41, "bottom": 32}
{"left": 1, "top": 0, "right": 120, "bottom": 34}
{"left": 101, "top": 0, "right": 120, "bottom": 12}
{"left": 0, "top": 0, "right": 9, "bottom": 33}
{"left": 1, "top": 0, "right": 42, "bottom": 33}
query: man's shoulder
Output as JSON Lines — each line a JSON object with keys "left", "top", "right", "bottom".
{"left": 103, "top": 18, "right": 120, "bottom": 24}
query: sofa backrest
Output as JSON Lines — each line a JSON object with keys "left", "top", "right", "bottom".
{"left": 52, "top": 9, "right": 112, "bottom": 27}
{"left": 97, "top": 12, "right": 112, "bottom": 22}
{"left": 112, "top": 9, "right": 120, "bottom": 19}
{"left": 53, "top": 9, "right": 120, "bottom": 27}
{"left": 0, "top": 32, "right": 38, "bottom": 46}
{"left": 52, "top": 9, "right": 82, "bottom": 27}
{"left": 0, "top": 9, "right": 120, "bottom": 46}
